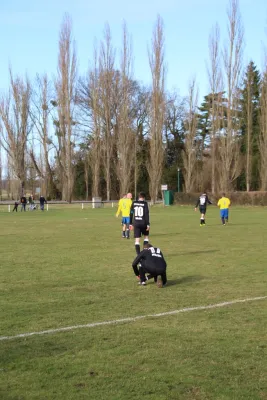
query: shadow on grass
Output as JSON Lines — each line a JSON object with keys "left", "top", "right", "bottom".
{"left": 153, "top": 232, "right": 181, "bottom": 236}
{"left": 227, "top": 223, "right": 261, "bottom": 226}
{"left": 169, "top": 249, "right": 218, "bottom": 256}
{"left": 167, "top": 275, "right": 205, "bottom": 287}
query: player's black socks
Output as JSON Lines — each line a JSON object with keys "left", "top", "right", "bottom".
{"left": 135, "top": 243, "right": 140, "bottom": 255}
{"left": 126, "top": 229, "right": 130, "bottom": 238}
{"left": 143, "top": 239, "right": 149, "bottom": 247}
{"left": 122, "top": 231, "right": 126, "bottom": 238}
{"left": 222, "top": 218, "right": 225, "bottom": 225}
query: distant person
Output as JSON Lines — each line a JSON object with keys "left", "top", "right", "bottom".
{"left": 195, "top": 192, "right": 212, "bottom": 226}
{"left": 116, "top": 193, "right": 132, "bottom": 239}
{"left": 39, "top": 195, "right": 47, "bottom": 211}
{"left": 130, "top": 192, "right": 150, "bottom": 255}
{"left": 13, "top": 201, "right": 19, "bottom": 212}
{"left": 20, "top": 195, "right": 27, "bottom": 212}
{"left": 28, "top": 195, "right": 35, "bottom": 211}
{"left": 132, "top": 243, "right": 167, "bottom": 287}
{"left": 217, "top": 193, "right": 231, "bottom": 225}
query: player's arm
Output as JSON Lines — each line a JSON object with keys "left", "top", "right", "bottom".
{"left": 207, "top": 196, "right": 212, "bottom": 205}
{"left": 144, "top": 202, "right": 150, "bottom": 229}
{"left": 132, "top": 250, "right": 146, "bottom": 276}
{"left": 195, "top": 198, "right": 200, "bottom": 210}
{"left": 217, "top": 199, "right": 220, "bottom": 207}
{"left": 129, "top": 202, "right": 134, "bottom": 225}
{"left": 126, "top": 199, "right": 132, "bottom": 217}
{"left": 116, "top": 200, "right": 122, "bottom": 217}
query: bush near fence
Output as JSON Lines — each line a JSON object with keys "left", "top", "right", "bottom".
{"left": 0, "top": 200, "right": 120, "bottom": 212}
{"left": 174, "top": 192, "right": 267, "bottom": 206}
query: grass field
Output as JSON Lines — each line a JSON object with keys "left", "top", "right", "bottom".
{"left": 1, "top": 205, "right": 267, "bottom": 400}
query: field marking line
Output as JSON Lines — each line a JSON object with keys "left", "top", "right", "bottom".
{"left": 1, "top": 295, "right": 266, "bottom": 342}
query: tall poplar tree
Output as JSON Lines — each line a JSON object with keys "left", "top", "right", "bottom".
{"left": 240, "top": 61, "right": 261, "bottom": 191}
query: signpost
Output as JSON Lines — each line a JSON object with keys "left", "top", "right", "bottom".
{"left": 161, "top": 184, "right": 168, "bottom": 206}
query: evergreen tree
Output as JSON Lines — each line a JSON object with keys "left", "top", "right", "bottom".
{"left": 240, "top": 61, "right": 261, "bottom": 190}
{"left": 197, "top": 94, "right": 212, "bottom": 150}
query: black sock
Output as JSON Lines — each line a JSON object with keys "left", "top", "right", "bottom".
{"left": 126, "top": 229, "right": 129, "bottom": 238}
{"left": 135, "top": 244, "right": 140, "bottom": 255}
{"left": 122, "top": 231, "right": 126, "bottom": 237}
{"left": 143, "top": 239, "right": 149, "bottom": 247}
{"left": 222, "top": 218, "right": 225, "bottom": 224}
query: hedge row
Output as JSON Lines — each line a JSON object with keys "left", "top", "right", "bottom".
{"left": 174, "top": 192, "right": 267, "bottom": 206}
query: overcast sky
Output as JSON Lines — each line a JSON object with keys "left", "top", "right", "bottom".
{"left": 0, "top": 0, "right": 266, "bottom": 100}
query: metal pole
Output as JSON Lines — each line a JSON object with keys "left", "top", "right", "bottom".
{"left": 177, "top": 168, "right": 180, "bottom": 193}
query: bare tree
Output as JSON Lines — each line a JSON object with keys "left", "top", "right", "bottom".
{"left": 259, "top": 70, "right": 267, "bottom": 190}
{"left": 182, "top": 79, "right": 199, "bottom": 193}
{"left": 78, "top": 44, "right": 102, "bottom": 199}
{"left": 220, "top": 0, "right": 244, "bottom": 191}
{"left": 207, "top": 23, "right": 223, "bottom": 194}
{"left": 88, "top": 49, "right": 102, "bottom": 198}
{"left": 132, "top": 84, "right": 150, "bottom": 198}
{"left": 0, "top": 70, "right": 31, "bottom": 196}
{"left": 54, "top": 14, "right": 77, "bottom": 202}
{"left": 245, "top": 66, "right": 253, "bottom": 192}
{"left": 148, "top": 15, "right": 166, "bottom": 203}
{"left": 99, "top": 24, "right": 116, "bottom": 200}
{"left": 116, "top": 22, "right": 135, "bottom": 196}
{"left": 30, "top": 74, "right": 58, "bottom": 198}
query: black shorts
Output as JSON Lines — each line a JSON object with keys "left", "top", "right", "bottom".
{"left": 199, "top": 206, "right": 206, "bottom": 215}
{"left": 134, "top": 225, "right": 149, "bottom": 238}
{"left": 141, "top": 265, "right": 165, "bottom": 276}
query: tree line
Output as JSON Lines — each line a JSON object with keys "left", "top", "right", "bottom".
{"left": 0, "top": 0, "right": 267, "bottom": 202}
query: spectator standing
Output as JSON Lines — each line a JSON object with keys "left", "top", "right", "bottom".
{"left": 20, "top": 195, "right": 27, "bottom": 212}
{"left": 39, "top": 195, "right": 47, "bottom": 211}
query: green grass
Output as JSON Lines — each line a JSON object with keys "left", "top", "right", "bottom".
{"left": 1, "top": 205, "right": 267, "bottom": 400}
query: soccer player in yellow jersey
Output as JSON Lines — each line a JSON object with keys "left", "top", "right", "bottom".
{"left": 116, "top": 193, "right": 132, "bottom": 238}
{"left": 217, "top": 193, "right": 231, "bottom": 225}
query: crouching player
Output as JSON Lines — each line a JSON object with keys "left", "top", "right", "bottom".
{"left": 132, "top": 243, "right": 167, "bottom": 287}
{"left": 116, "top": 193, "right": 132, "bottom": 238}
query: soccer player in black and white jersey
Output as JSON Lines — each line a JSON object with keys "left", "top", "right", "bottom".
{"left": 129, "top": 192, "right": 150, "bottom": 255}
{"left": 132, "top": 243, "right": 167, "bottom": 287}
{"left": 195, "top": 192, "right": 212, "bottom": 226}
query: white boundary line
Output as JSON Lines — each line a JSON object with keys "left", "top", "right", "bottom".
{"left": 1, "top": 296, "right": 266, "bottom": 342}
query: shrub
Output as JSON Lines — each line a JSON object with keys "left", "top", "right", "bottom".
{"left": 174, "top": 191, "right": 267, "bottom": 206}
